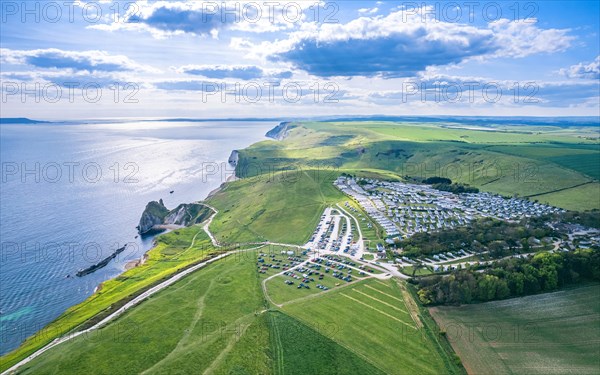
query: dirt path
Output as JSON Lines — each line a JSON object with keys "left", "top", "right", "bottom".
{"left": 141, "top": 280, "right": 213, "bottom": 374}
{"left": 396, "top": 279, "right": 423, "bottom": 329}
{"left": 200, "top": 203, "right": 220, "bottom": 247}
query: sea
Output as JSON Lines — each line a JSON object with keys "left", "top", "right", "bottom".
{"left": 0, "top": 120, "right": 277, "bottom": 354}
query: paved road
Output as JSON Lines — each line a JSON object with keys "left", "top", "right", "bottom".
{"left": 336, "top": 203, "right": 365, "bottom": 258}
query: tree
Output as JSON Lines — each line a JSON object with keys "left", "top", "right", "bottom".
{"left": 508, "top": 272, "right": 525, "bottom": 295}
{"left": 496, "top": 280, "right": 510, "bottom": 299}
{"left": 417, "top": 289, "right": 433, "bottom": 304}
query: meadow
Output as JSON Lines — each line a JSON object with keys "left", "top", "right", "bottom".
{"left": 430, "top": 283, "right": 600, "bottom": 375}
{"left": 11, "top": 248, "right": 461, "bottom": 375}
{"left": 207, "top": 169, "right": 344, "bottom": 245}
{"left": 267, "top": 311, "right": 384, "bottom": 375}
{"left": 281, "top": 278, "right": 465, "bottom": 375}
{"left": 10, "top": 250, "right": 271, "bottom": 375}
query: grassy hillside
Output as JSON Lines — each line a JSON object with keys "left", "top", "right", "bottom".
{"left": 0, "top": 226, "right": 224, "bottom": 372}
{"left": 235, "top": 121, "right": 599, "bottom": 211}
{"left": 12, "top": 247, "right": 458, "bottom": 375}
{"left": 12, "top": 250, "right": 271, "bottom": 375}
{"left": 207, "top": 170, "right": 344, "bottom": 245}
{"left": 268, "top": 311, "right": 384, "bottom": 375}
{"left": 281, "top": 278, "right": 465, "bottom": 375}
{"left": 430, "top": 283, "right": 600, "bottom": 375}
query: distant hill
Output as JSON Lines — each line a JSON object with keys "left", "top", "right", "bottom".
{"left": 0, "top": 118, "right": 50, "bottom": 124}
{"left": 321, "top": 115, "right": 600, "bottom": 128}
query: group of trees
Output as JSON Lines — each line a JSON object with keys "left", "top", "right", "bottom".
{"left": 421, "top": 176, "right": 479, "bottom": 194}
{"left": 561, "top": 210, "right": 600, "bottom": 229}
{"left": 414, "top": 249, "right": 600, "bottom": 305}
{"left": 431, "top": 182, "right": 479, "bottom": 194}
{"left": 422, "top": 177, "right": 452, "bottom": 184}
{"left": 400, "top": 218, "right": 556, "bottom": 258}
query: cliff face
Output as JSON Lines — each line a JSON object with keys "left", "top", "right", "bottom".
{"left": 266, "top": 122, "right": 294, "bottom": 140}
{"left": 138, "top": 201, "right": 213, "bottom": 234}
{"left": 138, "top": 199, "right": 170, "bottom": 234}
{"left": 228, "top": 150, "right": 239, "bottom": 166}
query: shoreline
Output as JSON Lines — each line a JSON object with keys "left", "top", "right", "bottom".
{"left": 1, "top": 123, "right": 275, "bottom": 364}
{"left": 118, "top": 158, "right": 239, "bottom": 273}
{"left": 1, "top": 154, "right": 240, "bottom": 362}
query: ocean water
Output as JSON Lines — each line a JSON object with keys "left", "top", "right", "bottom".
{"left": 0, "top": 120, "right": 276, "bottom": 354}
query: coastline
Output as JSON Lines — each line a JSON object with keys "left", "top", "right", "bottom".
{"left": 120, "top": 122, "right": 278, "bottom": 274}
{"left": 116, "top": 151, "right": 241, "bottom": 273}
{"left": 0, "top": 150, "right": 242, "bottom": 369}
{"left": 0, "top": 122, "right": 277, "bottom": 368}
{"left": 124, "top": 253, "right": 149, "bottom": 271}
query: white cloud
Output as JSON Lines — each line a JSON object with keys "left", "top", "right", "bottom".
{"left": 90, "top": 0, "right": 318, "bottom": 38}
{"left": 489, "top": 19, "right": 574, "bottom": 58}
{"left": 0, "top": 48, "right": 158, "bottom": 73}
{"left": 239, "top": 7, "right": 575, "bottom": 78}
{"left": 560, "top": 56, "right": 600, "bottom": 79}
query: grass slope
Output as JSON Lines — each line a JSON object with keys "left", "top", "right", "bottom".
{"left": 268, "top": 311, "right": 384, "bottom": 375}
{"left": 12, "top": 247, "right": 463, "bottom": 375}
{"left": 0, "top": 226, "right": 222, "bottom": 372}
{"left": 430, "top": 283, "right": 600, "bottom": 375}
{"left": 13, "top": 250, "right": 270, "bottom": 375}
{"left": 207, "top": 170, "right": 344, "bottom": 245}
{"left": 282, "top": 278, "right": 463, "bottom": 375}
{"left": 235, "top": 121, "right": 599, "bottom": 210}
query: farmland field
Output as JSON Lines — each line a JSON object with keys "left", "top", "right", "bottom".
{"left": 530, "top": 182, "right": 600, "bottom": 212}
{"left": 430, "top": 283, "right": 600, "bottom": 375}
{"left": 267, "top": 311, "right": 384, "bottom": 375}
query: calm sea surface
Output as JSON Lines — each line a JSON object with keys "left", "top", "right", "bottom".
{"left": 0, "top": 120, "right": 276, "bottom": 354}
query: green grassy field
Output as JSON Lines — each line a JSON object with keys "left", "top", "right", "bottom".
{"left": 400, "top": 265, "right": 435, "bottom": 276}
{"left": 12, "top": 249, "right": 270, "bottom": 375}
{"left": 208, "top": 170, "right": 344, "bottom": 245}
{"left": 268, "top": 311, "right": 384, "bottom": 375}
{"left": 530, "top": 182, "right": 600, "bottom": 212}
{"left": 430, "top": 283, "right": 600, "bottom": 375}
{"left": 9, "top": 250, "right": 461, "bottom": 375}
{"left": 282, "top": 278, "right": 465, "bottom": 375}
{"left": 487, "top": 143, "right": 600, "bottom": 180}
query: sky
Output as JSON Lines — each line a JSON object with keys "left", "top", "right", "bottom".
{"left": 1, "top": 0, "right": 599, "bottom": 119}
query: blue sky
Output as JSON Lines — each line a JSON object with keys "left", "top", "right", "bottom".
{"left": 1, "top": 0, "right": 599, "bottom": 119}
